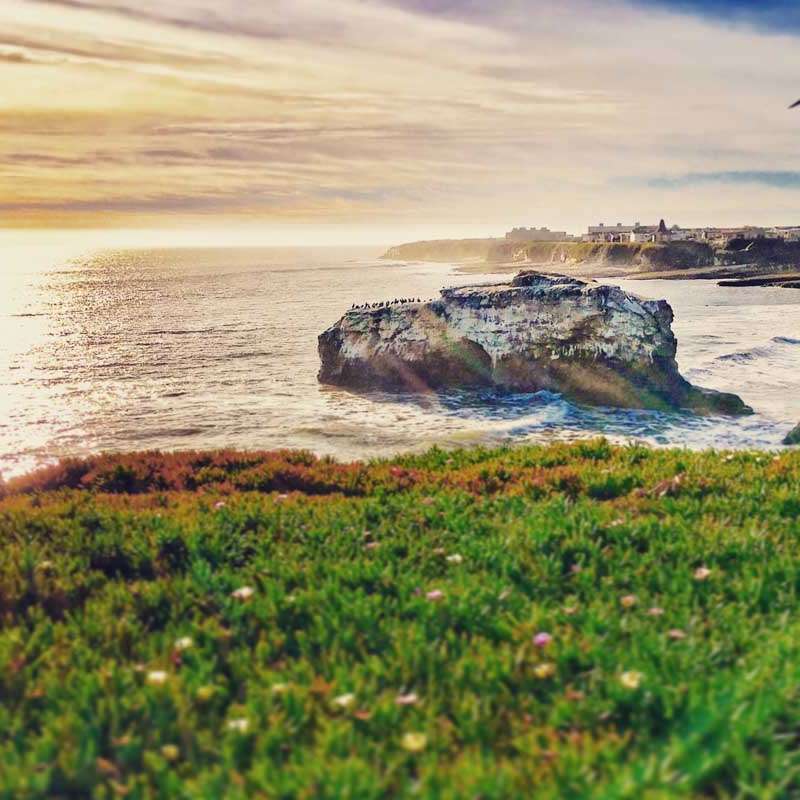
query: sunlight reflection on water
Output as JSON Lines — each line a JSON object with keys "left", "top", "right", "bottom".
{"left": 2, "top": 248, "right": 799, "bottom": 477}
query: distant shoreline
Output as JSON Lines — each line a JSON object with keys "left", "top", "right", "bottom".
{"left": 383, "top": 239, "right": 800, "bottom": 287}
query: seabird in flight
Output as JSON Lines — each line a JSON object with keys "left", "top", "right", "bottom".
{"left": 790, "top": 99, "right": 800, "bottom": 109}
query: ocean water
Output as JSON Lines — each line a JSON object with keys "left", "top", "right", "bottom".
{"left": 2, "top": 246, "right": 799, "bottom": 477}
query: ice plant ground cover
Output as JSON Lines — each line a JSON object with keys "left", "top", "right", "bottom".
{"left": 1, "top": 441, "right": 800, "bottom": 798}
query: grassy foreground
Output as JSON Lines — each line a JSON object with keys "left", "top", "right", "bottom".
{"left": 2, "top": 442, "right": 800, "bottom": 799}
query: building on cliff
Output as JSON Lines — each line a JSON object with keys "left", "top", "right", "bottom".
{"left": 583, "top": 222, "right": 638, "bottom": 243}
{"left": 766, "top": 227, "right": 800, "bottom": 241}
{"left": 698, "top": 227, "right": 767, "bottom": 245}
{"left": 584, "top": 220, "right": 673, "bottom": 243}
{"left": 505, "top": 227, "right": 571, "bottom": 242}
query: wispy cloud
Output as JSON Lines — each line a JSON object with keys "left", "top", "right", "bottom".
{"left": 1, "top": 0, "right": 800, "bottom": 230}
{"left": 649, "top": 171, "right": 800, "bottom": 190}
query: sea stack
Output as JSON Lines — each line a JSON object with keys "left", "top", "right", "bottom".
{"left": 318, "top": 271, "right": 752, "bottom": 415}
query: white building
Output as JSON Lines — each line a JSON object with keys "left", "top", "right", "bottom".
{"left": 586, "top": 220, "right": 671, "bottom": 243}
{"left": 584, "top": 222, "right": 639, "bottom": 243}
{"left": 629, "top": 225, "right": 663, "bottom": 243}
{"left": 698, "top": 227, "right": 767, "bottom": 245}
{"left": 505, "top": 227, "right": 570, "bottom": 242}
{"left": 767, "top": 227, "right": 800, "bottom": 241}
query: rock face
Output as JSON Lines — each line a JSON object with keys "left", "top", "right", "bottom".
{"left": 318, "top": 271, "right": 752, "bottom": 415}
{"left": 785, "top": 424, "right": 800, "bottom": 445}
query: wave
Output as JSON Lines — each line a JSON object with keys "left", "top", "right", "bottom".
{"left": 716, "top": 335, "right": 799, "bottom": 364}
{"left": 717, "top": 350, "right": 768, "bottom": 364}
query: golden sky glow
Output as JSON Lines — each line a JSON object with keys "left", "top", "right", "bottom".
{"left": 2, "top": 0, "right": 800, "bottom": 235}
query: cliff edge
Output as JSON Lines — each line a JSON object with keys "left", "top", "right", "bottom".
{"left": 382, "top": 238, "right": 800, "bottom": 280}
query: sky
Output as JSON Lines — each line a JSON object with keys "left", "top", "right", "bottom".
{"left": 1, "top": 0, "right": 799, "bottom": 241}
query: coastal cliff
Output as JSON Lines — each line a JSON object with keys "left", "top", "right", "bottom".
{"left": 486, "top": 240, "right": 714, "bottom": 271}
{"left": 382, "top": 238, "right": 800, "bottom": 280}
{"left": 381, "top": 239, "right": 714, "bottom": 270}
{"left": 318, "top": 271, "right": 751, "bottom": 415}
{"left": 382, "top": 238, "right": 499, "bottom": 262}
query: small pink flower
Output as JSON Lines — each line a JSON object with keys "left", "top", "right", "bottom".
{"left": 214, "top": 501, "right": 226, "bottom": 509}
{"left": 365, "top": 542, "right": 380, "bottom": 551}
{"left": 426, "top": 590, "right": 445, "bottom": 602}
{"left": 668, "top": 629, "right": 687, "bottom": 641}
{"left": 533, "top": 632, "right": 553, "bottom": 648}
{"left": 647, "top": 607, "right": 665, "bottom": 617}
{"left": 620, "top": 595, "right": 637, "bottom": 609}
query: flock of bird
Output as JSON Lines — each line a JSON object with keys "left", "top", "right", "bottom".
{"left": 350, "top": 297, "right": 424, "bottom": 311}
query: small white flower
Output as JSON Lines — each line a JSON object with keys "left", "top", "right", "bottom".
{"left": 227, "top": 718, "right": 250, "bottom": 733}
{"left": 146, "top": 670, "right": 168, "bottom": 686}
{"left": 446, "top": 554, "right": 464, "bottom": 565}
{"left": 333, "top": 693, "right": 356, "bottom": 709}
{"left": 395, "top": 692, "right": 419, "bottom": 706}
{"left": 694, "top": 567, "right": 712, "bottom": 581}
{"left": 401, "top": 732, "right": 427, "bottom": 752}
{"left": 620, "top": 671, "right": 643, "bottom": 690}
{"left": 231, "top": 586, "right": 255, "bottom": 601}
{"left": 174, "top": 636, "right": 194, "bottom": 652}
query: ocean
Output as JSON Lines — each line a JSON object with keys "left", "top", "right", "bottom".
{"left": 2, "top": 245, "right": 799, "bottom": 477}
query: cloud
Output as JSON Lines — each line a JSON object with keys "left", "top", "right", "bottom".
{"left": 648, "top": 171, "right": 800, "bottom": 190}
{"left": 0, "top": 49, "right": 43, "bottom": 63}
{"left": 2, "top": 0, "right": 800, "bottom": 230}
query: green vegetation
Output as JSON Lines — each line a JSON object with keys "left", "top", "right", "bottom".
{"left": 2, "top": 442, "right": 800, "bottom": 798}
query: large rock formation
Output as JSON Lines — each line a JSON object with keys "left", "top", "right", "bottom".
{"left": 318, "top": 272, "right": 752, "bottom": 415}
